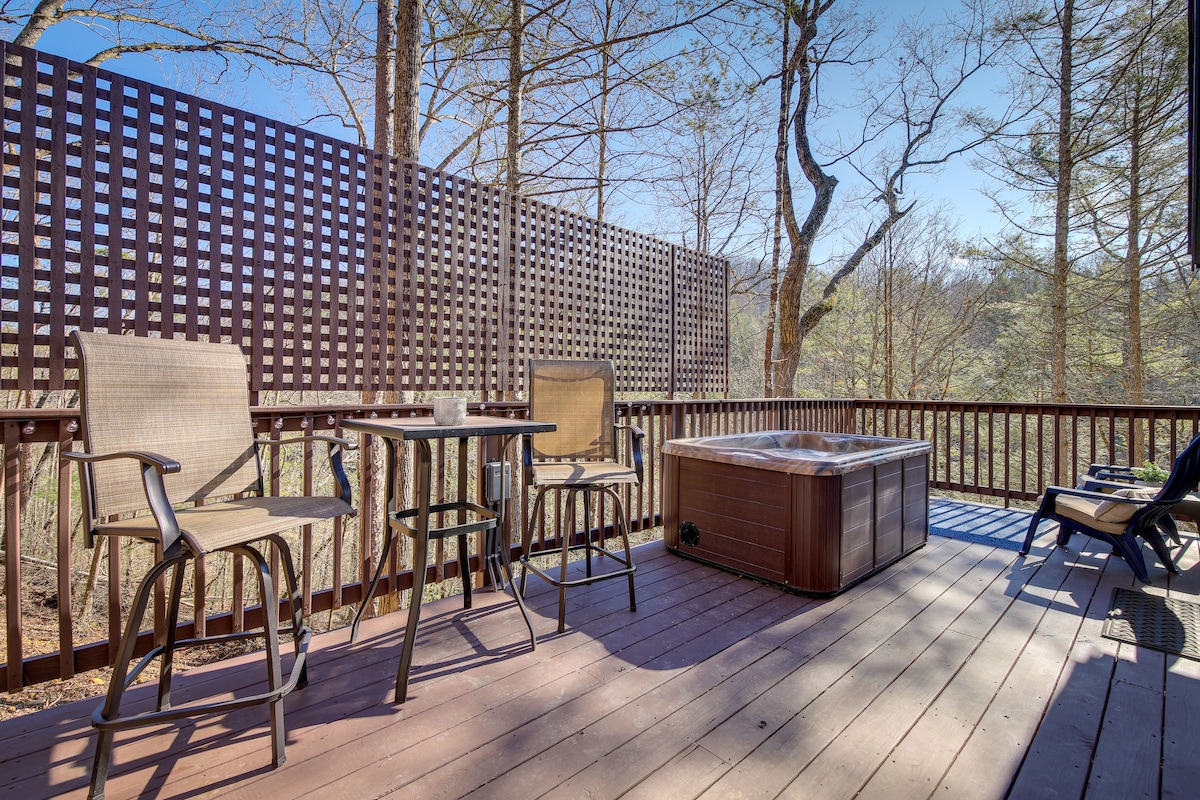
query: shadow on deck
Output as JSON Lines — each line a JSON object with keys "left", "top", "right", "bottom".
{"left": 2, "top": 499, "right": 1199, "bottom": 799}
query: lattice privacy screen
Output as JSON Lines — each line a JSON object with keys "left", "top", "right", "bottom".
{"left": 0, "top": 43, "right": 728, "bottom": 396}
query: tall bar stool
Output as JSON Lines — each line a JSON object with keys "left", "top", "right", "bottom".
{"left": 518, "top": 360, "right": 643, "bottom": 632}
{"left": 65, "top": 331, "right": 355, "bottom": 799}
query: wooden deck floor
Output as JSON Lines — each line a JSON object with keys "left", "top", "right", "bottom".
{"left": 4, "top": 513, "right": 1200, "bottom": 800}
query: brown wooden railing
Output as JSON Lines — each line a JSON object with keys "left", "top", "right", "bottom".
{"left": 4, "top": 396, "right": 1198, "bottom": 693}
{"left": 853, "top": 400, "right": 1200, "bottom": 502}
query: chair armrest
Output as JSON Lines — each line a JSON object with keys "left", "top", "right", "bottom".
{"left": 61, "top": 449, "right": 181, "bottom": 474}
{"left": 1078, "top": 476, "right": 1148, "bottom": 493}
{"left": 256, "top": 435, "right": 357, "bottom": 506}
{"left": 61, "top": 449, "right": 183, "bottom": 553}
{"left": 1085, "top": 462, "right": 1135, "bottom": 476}
{"left": 617, "top": 424, "right": 645, "bottom": 484}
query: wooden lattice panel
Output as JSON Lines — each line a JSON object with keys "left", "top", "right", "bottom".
{"left": 673, "top": 247, "right": 729, "bottom": 394}
{"left": 0, "top": 43, "right": 728, "bottom": 395}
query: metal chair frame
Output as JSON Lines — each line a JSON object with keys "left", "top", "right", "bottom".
{"left": 65, "top": 331, "right": 355, "bottom": 799}
{"left": 518, "top": 360, "right": 644, "bottom": 633}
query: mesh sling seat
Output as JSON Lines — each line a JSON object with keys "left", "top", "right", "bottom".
{"left": 1020, "top": 433, "right": 1200, "bottom": 582}
{"left": 64, "top": 331, "right": 356, "bottom": 800}
{"left": 518, "top": 360, "right": 643, "bottom": 633}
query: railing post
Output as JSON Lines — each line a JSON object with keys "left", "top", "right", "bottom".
{"left": 4, "top": 421, "right": 24, "bottom": 691}
{"left": 56, "top": 419, "right": 75, "bottom": 679}
{"left": 669, "top": 400, "right": 686, "bottom": 442}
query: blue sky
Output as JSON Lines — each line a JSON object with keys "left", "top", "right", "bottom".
{"left": 10, "top": 0, "right": 1008, "bottom": 251}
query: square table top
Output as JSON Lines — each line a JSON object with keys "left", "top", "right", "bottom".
{"left": 341, "top": 414, "right": 556, "bottom": 441}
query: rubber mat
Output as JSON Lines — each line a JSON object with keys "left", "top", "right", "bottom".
{"left": 1102, "top": 588, "right": 1200, "bottom": 661}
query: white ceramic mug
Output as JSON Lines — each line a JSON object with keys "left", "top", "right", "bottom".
{"left": 433, "top": 397, "right": 467, "bottom": 426}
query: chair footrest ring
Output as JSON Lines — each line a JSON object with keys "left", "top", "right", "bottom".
{"left": 391, "top": 501, "right": 498, "bottom": 539}
{"left": 520, "top": 550, "right": 636, "bottom": 589}
{"left": 94, "top": 624, "right": 311, "bottom": 733}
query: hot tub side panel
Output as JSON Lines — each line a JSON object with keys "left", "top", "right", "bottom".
{"left": 664, "top": 455, "right": 790, "bottom": 585}
{"left": 789, "top": 472, "right": 858, "bottom": 594}
{"left": 873, "top": 460, "right": 905, "bottom": 566}
{"left": 903, "top": 455, "right": 929, "bottom": 553}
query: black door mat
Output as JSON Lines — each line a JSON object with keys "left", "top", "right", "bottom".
{"left": 1102, "top": 588, "right": 1200, "bottom": 661}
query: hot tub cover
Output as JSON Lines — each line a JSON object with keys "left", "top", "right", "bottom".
{"left": 661, "top": 430, "right": 932, "bottom": 476}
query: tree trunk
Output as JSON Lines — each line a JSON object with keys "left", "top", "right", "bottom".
{"left": 374, "top": 0, "right": 397, "bottom": 154}
{"left": 1126, "top": 95, "right": 1145, "bottom": 461}
{"left": 12, "top": 0, "right": 63, "bottom": 48}
{"left": 764, "top": 3, "right": 791, "bottom": 398}
{"left": 1050, "top": 0, "right": 1074, "bottom": 405}
{"left": 595, "top": 42, "right": 611, "bottom": 224}
{"left": 882, "top": 231, "right": 895, "bottom": 399}
{"left": 1048, "top": 0, "right": 1075, "bottom": 485}
{"left": 395, "top": 0, "right": 423, "bottom": 161}
{"left": 506, "top": 0, "right": 525, "bottom": 195}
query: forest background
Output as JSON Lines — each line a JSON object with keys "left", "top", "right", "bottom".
{"left": 4, "top": 0, "right": 1196, "bottom": 407}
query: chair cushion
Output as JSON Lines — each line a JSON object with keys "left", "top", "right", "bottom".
{"left": 1093, "top": 487, "right": 1158, "bottom": 523}
{"left": 93, "top": 495, "right": 355, "bottom": 555}
{"left": 529, "top": 461, "right": 639, "bottom": 487}
{"left": 1053, "top": 494, "right": 1131, "bottom": 535}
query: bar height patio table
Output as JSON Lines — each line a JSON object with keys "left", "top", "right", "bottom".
{"left": 341, "top": 415, "right": 556, "bottom": 702}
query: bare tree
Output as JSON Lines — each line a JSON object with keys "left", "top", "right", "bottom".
{"left": 471, "top": 0, "right": 736, "bottom": 200}
{"left": 9, "top": 0, "right": 314, "bottom": 69}
{"left": 770, "top": 0, "right": 1003, "bottom": 396}
{"left": 864, "top": 211, "right": 996, "bottom": 399}
{"left": 533, "top": 0, "right": 736, "bottom": 221}
{"left": 653, "top": 78, "right": 773, "bottom": 261}
{"left": 4, "top": 1, "right": 396, "bottom": 145}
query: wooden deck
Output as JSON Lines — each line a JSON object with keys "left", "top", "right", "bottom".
{"left": 4, "top": 512, "right": 1200, "bottom": 799}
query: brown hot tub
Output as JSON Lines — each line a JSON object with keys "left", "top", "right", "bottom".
{"left": 662, "top": 431, "right": 931, "bottom": 596}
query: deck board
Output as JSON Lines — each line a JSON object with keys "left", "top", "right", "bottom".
{"left": 3, "top": 502, "right": 1199, "bottom": 800}
{"left": 696, "top": 543, "right": 989, "bottom": 799}
{"left": 792, "top": 549, "right": 1004, "bottom": 798}
{"left": 1160, "top": 539, "right": 1200, "bottom": 800}
{"left": 1005, "top": 552, "right": 1120, "bottom": 799}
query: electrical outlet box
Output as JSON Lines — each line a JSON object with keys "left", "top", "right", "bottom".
{"left": 485, "top": 461, "right": 511, "bottom": 502}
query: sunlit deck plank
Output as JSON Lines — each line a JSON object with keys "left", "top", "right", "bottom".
{"left": 2, "top": 502, "right": 1197, "bottom": 800}
{"left": 1162, "top": 543, "right": 1200, "bottom": 799}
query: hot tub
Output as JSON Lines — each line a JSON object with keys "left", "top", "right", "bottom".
{"left": 662, "top": 431, "right": 932, "bottom": 596}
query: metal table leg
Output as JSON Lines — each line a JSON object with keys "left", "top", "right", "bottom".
{"left": 495, "top": 433, "right": 537, "bottom": 649}
{"left": 350, "top": 438, "right": 399, "bottom": 643}
{"left": 350, "top": 429, "right": 536, "bottom": 703}
{"left": 393, "top": 439, "right": 433, "bottom": 703}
